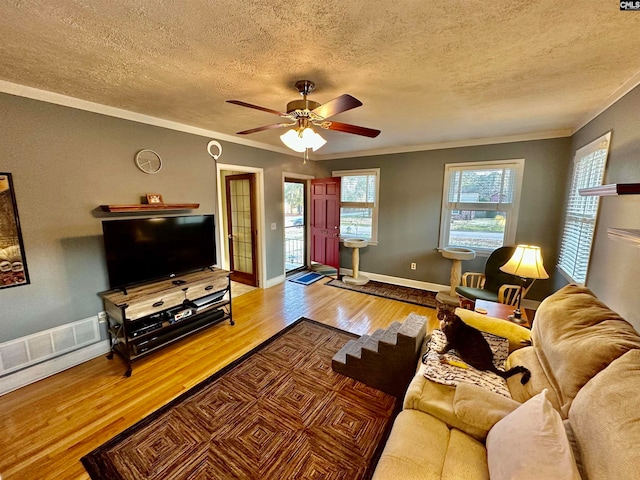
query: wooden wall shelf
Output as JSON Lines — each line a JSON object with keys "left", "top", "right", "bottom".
{"left": 100, "top": 203, "right": 200, "bottom": 213}
{"left": 579, "top": 183, "right": 640, "bottom": 196}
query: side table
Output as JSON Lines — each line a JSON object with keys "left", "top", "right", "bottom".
{"left": 474, "top": 299, "right": 530, "bottom": 328}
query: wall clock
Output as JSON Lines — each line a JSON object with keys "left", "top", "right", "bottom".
{"left": 135, "top": 149, "right": 162, "bottom": 174}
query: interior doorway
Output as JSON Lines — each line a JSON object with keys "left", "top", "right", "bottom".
{"left": 284, "top": 178, "right": 307, "bottom": 273}
{"left": 217, "top": 164, "right": 266, "bottom": 288}
{"left": 225, "top": 173, "right": 258, "bottom": 286}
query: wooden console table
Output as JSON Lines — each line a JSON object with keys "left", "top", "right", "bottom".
{"left": 100, "top": 268, "right": 232, "bottom": 376}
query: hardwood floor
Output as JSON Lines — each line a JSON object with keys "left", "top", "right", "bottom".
{"left": 0, "top": 278, "right": 438, "bottom": 480}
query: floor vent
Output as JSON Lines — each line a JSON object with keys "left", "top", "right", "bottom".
{"left": 0, "top": 316, "right": 100, "bottom": 376}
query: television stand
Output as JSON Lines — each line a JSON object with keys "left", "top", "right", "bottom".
{"left": 99, "top": 268, "right": 232, "bottom": 377}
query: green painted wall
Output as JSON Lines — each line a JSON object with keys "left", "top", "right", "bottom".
{"left": 568, "top": 85, "right": 640, "bottom": 329}
{"left": 318, "top": 138, "right": 572, "bottom": 301}
{"left": 0, "top": 93, "right": 318, "bottom": 343}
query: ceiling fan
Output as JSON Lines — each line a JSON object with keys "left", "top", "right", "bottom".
{"left": 227, "top": 80, "right": 380, "bottom": 156}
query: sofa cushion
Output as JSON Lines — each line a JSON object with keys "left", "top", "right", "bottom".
{"left": 372, "top": 409, "right": 489, "bottom": 480}
{"left": 532, "top": 284, "right": 640, "bottom": 416}
{"left": 504, "top": 346, "right": 561, "bottom": 410}
{"left": 440, "top": 429, "right": 490, "bottom": 480}
{"left": 486, "top": 389, "right": 581, "bottom": 480}
{"left": 404, "top": 369, "right": 489, "bottom": 441}
{"left": 452, "top": 382, "right": 521, "bottom": 437}
{"left": 568, "top": 349, "right": 640, "bottom": 480}
{"left": 455, "top": 307, "right": 531, "bottom": 353}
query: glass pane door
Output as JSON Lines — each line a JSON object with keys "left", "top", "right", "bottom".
{"left": 284, "top": 180, "right": 306, "bottom": 272}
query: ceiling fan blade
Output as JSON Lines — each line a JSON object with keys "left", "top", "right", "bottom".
{"left": 236, "top": 123, "right": 291, "bottom": 135}
{"left": 319, "top": 120, "right": 381, "bottom": 138}
{"left": 227, "top": 100, "right": 289, "bottom": 117}
{"left": 312, "top": 94, "right": 362, "bottom": 119}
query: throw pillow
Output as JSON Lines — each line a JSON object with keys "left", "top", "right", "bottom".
{"left": 486, "top": 389, "right": 581, "bottom": 480}
{"left": 455, "top": 307, "right": 531, "bottom": 352}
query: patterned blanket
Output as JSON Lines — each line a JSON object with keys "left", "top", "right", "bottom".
{"left": 422, "top": 329, "right": 511, "bottom": 397}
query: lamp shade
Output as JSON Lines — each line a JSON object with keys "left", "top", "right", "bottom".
{"left": 500, "top": 245, "right": 549, "bottom": 280}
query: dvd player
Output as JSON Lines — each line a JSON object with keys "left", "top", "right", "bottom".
{"left": 186, "top": 290, "right": 226, "bottom": 309}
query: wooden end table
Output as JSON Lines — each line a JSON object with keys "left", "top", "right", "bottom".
{"left": 474, "top": 299, "right": 530, "bottom": 328}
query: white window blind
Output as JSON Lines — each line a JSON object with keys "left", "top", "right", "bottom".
{"left": 333, "top": 169, "right": 380, "bottom": 243}
{"left": 439, "top": 160, "right": 524, "bottom": 253}
{"left": 557, "top": 132, "right": 611, "bottom": 284}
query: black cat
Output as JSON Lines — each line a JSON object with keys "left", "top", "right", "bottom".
{"left": 438, "top": 313, "right": 531, "bottom": 385}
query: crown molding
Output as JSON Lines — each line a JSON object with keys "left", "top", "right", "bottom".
{"left": 0, "top": 80, "right": 294, "bottom": 156}
{"left": 313, "top": 129, "right": 573, "bottom": 160}
{"left": 572, "top": 68, "right": 640, "bottom": 134}
{"left": 3, "top": 75, "right": 639, "bottom": 161}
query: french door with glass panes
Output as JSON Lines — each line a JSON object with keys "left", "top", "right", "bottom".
{"left": 225, "top": 173, "right": 258, "bottom": 286}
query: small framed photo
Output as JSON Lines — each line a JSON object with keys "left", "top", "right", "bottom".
{"left": 146, "top": 193, "right": 164, "bottom": 204}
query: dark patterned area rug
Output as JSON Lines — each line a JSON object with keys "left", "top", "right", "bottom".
{"left": 325, "top": 278, "right": 437, "bottom": 308}
{"left": 82, "top": 318, "right": 399, "bottom": 480}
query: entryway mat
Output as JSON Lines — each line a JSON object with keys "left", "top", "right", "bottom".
{"left": 288, "top": 271, "right": 325, "bottom": 285}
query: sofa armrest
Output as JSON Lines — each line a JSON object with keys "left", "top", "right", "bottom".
{"left": 453, "top": 382, "right": 521, "bottom": 438}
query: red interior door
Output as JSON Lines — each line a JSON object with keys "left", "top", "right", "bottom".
{"left": 310, "top": 177, "right": 341, "bottom": 270}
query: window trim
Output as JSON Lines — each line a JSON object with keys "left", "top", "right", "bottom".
{"left": 438, "top": 159, "right": 525, "bottom": 256}
{"left": 557, "top": 131, "right": 611, "bottom": 285}
{"left": 332, "top": 168, "right": 380, "bottom": 245}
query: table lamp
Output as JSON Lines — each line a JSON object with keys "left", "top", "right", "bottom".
{"left": 499, "top": 245, "right": 549, "bottom": 322}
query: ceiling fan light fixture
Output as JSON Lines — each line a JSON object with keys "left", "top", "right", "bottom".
{"left": 280, "top": 129, "right": 307, "bottom": 152}
{"left": 280, "top": 127, "right": 326, "bottom": 153}
{"left": 302, "top": 127, "right": 327, "bottom": 151}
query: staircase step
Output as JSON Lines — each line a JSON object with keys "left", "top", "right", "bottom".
{"left": 399, "top": 313, "right": 428, "bottom": 338}
{"left": 380, "top": 321, "right": 403, "bottom": 345}
{"left": 331, "top": 314, "right": 429, "bottom": 397}
{"left": 371, "top": 328, "right": 386, "bottom": 340}
{"left": 332, "top": 339, "right": 361, "bottom": 364}
{"left": 362, "top": 335, "right": 380, "bottom": 353}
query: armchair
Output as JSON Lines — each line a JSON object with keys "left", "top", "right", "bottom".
{"left": 456, "top": 246, "right": 533, "bottom": 308}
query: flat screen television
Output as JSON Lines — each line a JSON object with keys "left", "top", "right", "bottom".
{"left": 102, "top": 215, "right": 216, "bottom": 290}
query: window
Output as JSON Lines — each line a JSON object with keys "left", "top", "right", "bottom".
{"left": 557, "top": 132, "right": 611, "bottom": 284}
{"left": 333, "top": 168, "right": 380, "bottom": 244}
{"left": 439, "top": 159, "right": 525, "bottom": 254}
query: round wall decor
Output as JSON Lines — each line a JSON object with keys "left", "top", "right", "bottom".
{"left": 207, "top": 140, "right": 223, "bottom": 160}
{"left": 135, "top": 149, "right": 162, "bottom": 174}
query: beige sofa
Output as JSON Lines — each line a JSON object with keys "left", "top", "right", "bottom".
{"left": 372, "top": 284, "right": 640, "bottom": 479}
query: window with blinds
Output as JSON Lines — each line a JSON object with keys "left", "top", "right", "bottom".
{"left": 333, "top": 169, "right": 380, "bottom": 243}
{"left": 439, "top": 160, "right": 525, "bottom": 254}
{"left": 557, "top": 132, "right": 611, "bottom": 284}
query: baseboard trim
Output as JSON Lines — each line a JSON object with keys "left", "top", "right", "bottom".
{"left": 264, "top": 274, "right": 286, "bottom": 288}
{"left": 0, "top": 340, "right": 110, "bottom": 396}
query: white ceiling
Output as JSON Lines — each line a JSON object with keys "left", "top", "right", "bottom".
{"left": 1, "top": 1, "right": 640, "bottom": 159}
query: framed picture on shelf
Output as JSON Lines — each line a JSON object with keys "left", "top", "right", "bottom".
{"left": 0, "top": 173, "right": 30, "bottom": 289}
{"left": 146, "top": 193, "right": 164, "bottom": 204}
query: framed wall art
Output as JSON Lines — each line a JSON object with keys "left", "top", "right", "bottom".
{"left": 0, "top": 173, "right": 30, "bottom": 289}
{"left": 146, "top": 193, "right": 164, "bottom": 204}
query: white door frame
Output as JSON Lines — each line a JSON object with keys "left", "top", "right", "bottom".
{"left": 217, "top": 163, "right": 266, "bottom": 288}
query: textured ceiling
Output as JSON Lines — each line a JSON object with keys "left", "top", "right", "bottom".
{"left": 1, "top": 1, "right": 640, "bottom": 158}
